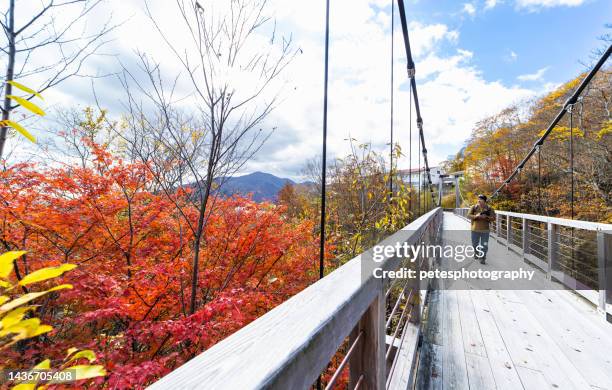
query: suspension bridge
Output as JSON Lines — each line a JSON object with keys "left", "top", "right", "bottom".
{"left": 148, "top": 0, "right": 612, "bottom": 388}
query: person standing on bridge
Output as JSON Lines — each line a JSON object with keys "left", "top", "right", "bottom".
{"left": 467, "top": 194, "right": 496, "bottom": 264}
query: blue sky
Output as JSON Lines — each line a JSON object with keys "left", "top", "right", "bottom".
{"left": 5, "top": 0, "right": 611, "bottom": 180}
{"left": 403, "top": 0, "right": 611, "bottom": 85}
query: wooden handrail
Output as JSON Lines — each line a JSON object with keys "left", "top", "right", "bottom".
{"left": 149, "top": 208, "right": 443, "bottom": 390}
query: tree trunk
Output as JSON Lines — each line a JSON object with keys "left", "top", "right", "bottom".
{"left": 189, "top": 126, "right": 219, "bottom": 314}
{"left": 0, "top": 0, "right": 16, "bottom": 159}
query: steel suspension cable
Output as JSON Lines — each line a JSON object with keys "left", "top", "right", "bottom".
{"left": 418, "top": 131, "right": 421, "bottom": 215}
{"left": 537, "top": 145, "right": 542, "bottom": 213}
{"left": 317, "top": 1, "right": 330, "bottom": 387}
{"left": 408, "top": 83, "right": 413, "bottom": 220}
{"left": 389, "top": 0, "right": 395, "bottom": 200}
{"left": 569, "top": 104, "right": 574, "bottom": 220}
{"left": 396, "top": 0, "right": 438, "bottom": 208}
{"left": 319, "top": 0, "right": 330, "bottom": 281}
{"left": 491, "top": 44, "right": 611, "bottom": 199}
{"left": 568, "top": 103, "right": 576, "bottom": 268}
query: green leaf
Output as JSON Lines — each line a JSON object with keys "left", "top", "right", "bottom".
{"left": 7, "top": 81, "right": 43, "bottom": 100}
{"left": 7, "top": 95, "right": 45, "bottom": 116}
{"left": 18, "top": 264, "right": 77, "bottom": 286}
{"left": 1, "top": 120, "right": 36, "bottom": 143}
{"left": 0, "top": 251, "right": 27, "bottom": 279}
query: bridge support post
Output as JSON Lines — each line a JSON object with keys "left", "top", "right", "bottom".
{"left": 506, "top": 215, "right": 512, "bottom": 249}
{"left": 547, "top": 223, "right": 559, "bottom": 280}
{"left": 597, "top": 231, "right": 611, "bottom": 322}
{"left": 522, "top": 218, "right": 530, "bottom": 259}
{"left": 496, "top": 215, "right": 501, "bottom": 239}
{"left": 349, "top": 290, "right": 386, "bottom": 389}
{"left": 454, "top": 176, "right": 460, "bottom": 209}
{"left": 410, "top": 228, "right": 423, "bottom": 324}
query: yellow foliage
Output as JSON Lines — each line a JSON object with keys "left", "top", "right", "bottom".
{"left": 18, "top": 264, "right": 77, "bottom": 286}
{"left": 540, "top": 75, "right": 582, "bottom": 107}
{"left": 3, "top": 81, "right": 44, "bottom": 145}
{"left": 0, "top": 120, "right": 36, "bottom": 143}
{"left": 0, "top": 251, "right": 27, "bottom": 278}
{"left": 0, "top": 251, "right": 106, "bottom": 388}
{"left": 537, "top": 126, "right": 584, "bottom": 141}
{"left": 596, "top": 120, "right": 612, "bottom": 139}
{"left": 7, "top": 95, "right": 45, "bottom": 116}
{"left": 7, "top": 80, "right": 44, "bottom": 100}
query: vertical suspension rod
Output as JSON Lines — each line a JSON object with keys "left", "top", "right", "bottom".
{"left": 396, "top": 0, "right": 436, "bottom": 205}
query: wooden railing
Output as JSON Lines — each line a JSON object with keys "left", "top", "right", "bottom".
{"left": 454, "top": 208, "right": 611, "bottom": 318}
{"left": 149, "top": 208, "right": 443, "bottom": 390}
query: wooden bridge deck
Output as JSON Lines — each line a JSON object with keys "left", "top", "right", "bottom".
{"left": 416, "top": 212, "right": 612, "bottom": 390}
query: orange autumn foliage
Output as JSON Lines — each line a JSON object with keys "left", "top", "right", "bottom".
{"left": 0, "top": 141, "right": 319, "bottom": 388}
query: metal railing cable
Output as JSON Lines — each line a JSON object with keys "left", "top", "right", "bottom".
{"left": 491, "top": 44, "right": 611, "bottom": 199}
{"left": 396, "top": 0, "right": 438, "bottom": 208}
{"left": 323, "top": 330, "right": 364, "bottom": 390}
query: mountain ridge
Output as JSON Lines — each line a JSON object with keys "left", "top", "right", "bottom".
{"left": 217, "top": 171, "right": 304, "bottom": 202}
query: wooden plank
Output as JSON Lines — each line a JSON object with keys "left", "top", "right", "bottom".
{"left": 465, "top": 352, "right": 497, "bottom": 390}
{"left": 469, "top": 290, "right": 525, "bottom": 390}
{"left": 456, "top": 290, "right": 487, "bottom": 357}
{"left": 423, "top": 288, "right": 443, "bottom": 346}
{"left": 515, "top": 366, "right": 549, "bottom": 390}
{"left": 386, "top": 322, "right": 420, "bottom": 390}
{"left": 484, "top": 290, "right": 592, "bottom": 390}
{"left": 515, "top": 289, "right": 612, "bottom": 389}
{"left": 442, "top": 290, "right": 470, "bottom": 390}
{"left": 416, "top": 342, "right": 443, "bottom": 390}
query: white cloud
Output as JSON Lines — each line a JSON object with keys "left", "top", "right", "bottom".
{"left": 484, "top": 0, "right": 500, "bottom": 9}
{"left": 515, "top": 0, "right": 586, "bottom": 9}
{"left": 5, "top": 0, "right": 539, "bottom": 179}
{"left": 462, "top": 3, "right": 477, "bottom": 15}
{"left": 517, "top": 66, "right": 549, "bottom": 81}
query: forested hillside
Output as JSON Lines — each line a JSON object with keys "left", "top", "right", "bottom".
{"left": 444, "top": 68, "right": 611, "bottom": 223}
